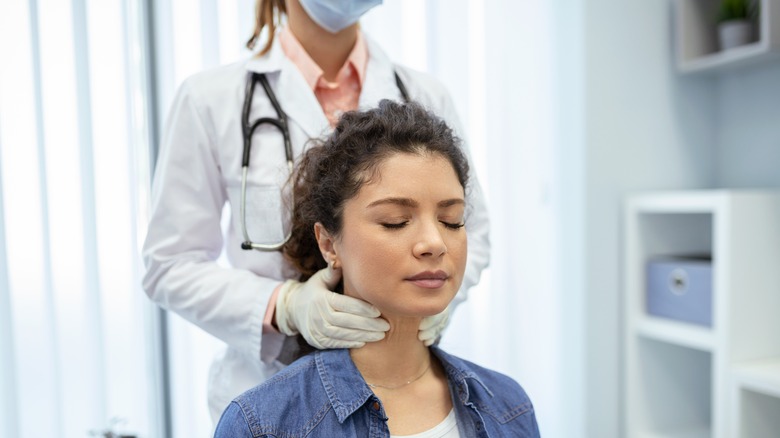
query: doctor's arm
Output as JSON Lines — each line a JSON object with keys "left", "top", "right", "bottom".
{"left": 142, "top": 80, "right": 287, "bottom": 363}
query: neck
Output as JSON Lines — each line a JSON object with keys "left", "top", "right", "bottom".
{"left": 350, "top": 316, "right": 431, "bottom": 388}
{"left": 286, "top": 0, "right": 358, "bottom": 81}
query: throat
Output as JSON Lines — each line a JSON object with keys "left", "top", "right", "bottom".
{"left": 366, "top": 358, "right": 431, "bottom": 390}
{"left": 349, "top": 330, "right": 430, "bottom": 389}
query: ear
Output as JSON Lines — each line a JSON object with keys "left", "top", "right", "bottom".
{"left": 314, "top": 222, "right": 340, "bottom": 268}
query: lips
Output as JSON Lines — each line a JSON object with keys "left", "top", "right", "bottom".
{"left": 406, "top": 270, "right": 449, "bottom": 289}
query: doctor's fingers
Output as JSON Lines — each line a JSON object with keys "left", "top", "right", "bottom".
{"left": 317, "top": 323, "right": 388, "bottom": 345}
{"left": 313, "top": 337, "right": 367, "bottom": 350}
{"left": 311, "top": 264, "right": 342, "bottom": 289}
{"left": 326, "top": 292, "right": 382, "bottom": 318}
{"left": 419, "top": 311, "right": 448, "bottom": 331}
{"left": 322, "top": 309, "right": 390, "bottom": 333}
{"left": 418, "top": 325, "right": 445, "bottom": 346}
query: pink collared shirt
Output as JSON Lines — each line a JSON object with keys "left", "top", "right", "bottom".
{"left": 263, "top": 29, "right": 368, "bottom": 334}
{"left": 279, "top": 27, "right": 368, "bottom": 127}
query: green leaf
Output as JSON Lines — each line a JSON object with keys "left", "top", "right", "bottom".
{"left": 717, "top": 0, "right": 756, "bottom": 23}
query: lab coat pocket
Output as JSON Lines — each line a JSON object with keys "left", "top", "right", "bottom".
{"left": 229, "top": 185, "right": 289, "bottom": 245}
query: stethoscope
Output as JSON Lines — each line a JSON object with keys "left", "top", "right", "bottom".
{"left": 240, "top": 71, "right": 411, "bottom": 251}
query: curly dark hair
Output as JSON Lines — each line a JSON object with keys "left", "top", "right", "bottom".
{"left": 283, "top": 99, "right": 470, "bottom": 280}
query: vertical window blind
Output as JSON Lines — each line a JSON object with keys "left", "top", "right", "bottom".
{"left": 0, "top": 0, "right": 161, "bottom": 436}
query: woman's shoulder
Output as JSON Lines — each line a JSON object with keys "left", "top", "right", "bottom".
{"left": 216, "top": 352, "right": 332, "bottom": 436}
{"left": 237, "top": 351, "right": 320, "bottom": 404}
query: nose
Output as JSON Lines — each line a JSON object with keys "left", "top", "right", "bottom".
{"left": 413, "top": 221, "right": 447, "bottom": 259}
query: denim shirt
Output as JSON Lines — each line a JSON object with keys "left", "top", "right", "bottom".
{"left": 214, "top": 347, "right": 540, "bottom": 437}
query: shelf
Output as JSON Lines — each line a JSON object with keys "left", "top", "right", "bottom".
{"left": 737, "top": 388, "right": 780, "bottom": 438}
{"left": 628, "top": 190, "right": 724, "bottom": 213}
{"left": 678, "top": 41, "right": 780, "bottom": 74}
{"left": 637, "top": 427, "right": 710, "bottom": 438}
{"left": 733, "top": 358, "right": 780, "bottom": 398}
{"left": 674, "top": 0, "right": 780, "bottom": 74}
{"left": 625, "top": 190, "right": 780, "bottom": 437}
{"left": 630, "top": 338, "right": 712, "bottom": 437}
{"left": 635, "top": 317, "right": 714, "bottom": 352}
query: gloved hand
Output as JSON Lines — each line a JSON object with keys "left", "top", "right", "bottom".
{"left": 418, "top": 307, "right": 450, "bottom": 346}
{"left": 275, "top": 265, "right": 390, "bottom": 349}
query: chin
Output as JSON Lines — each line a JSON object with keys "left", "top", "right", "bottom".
{"left": 383, "top": 301, "right": 449, "bottom": 319}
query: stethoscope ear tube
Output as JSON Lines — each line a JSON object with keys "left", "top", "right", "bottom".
{"left": 394, "top": 71, "right": 410, "bottom": 103}
{"left": 258, "top": 74, "right": 294, "bottom": 172}
{"left": 241, "top": 73, "right": 257, "bottom": 168}
{"left": 240, "top": 70, "right": 410, "bottom": 251}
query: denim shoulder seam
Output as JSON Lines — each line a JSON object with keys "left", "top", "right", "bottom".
{"left": 477, "top": 400, "right": 535, "bottom": 424}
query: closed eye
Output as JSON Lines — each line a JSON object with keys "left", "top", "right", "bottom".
{"left": 442, "top": 221, "right": 465, "bottom": 230}
{"left": 381, "top": 222, "right": 408, "bottom": 229}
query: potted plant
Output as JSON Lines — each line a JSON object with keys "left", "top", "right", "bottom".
{"left": 717, "top": 0, "right": 759, "bottom": 50}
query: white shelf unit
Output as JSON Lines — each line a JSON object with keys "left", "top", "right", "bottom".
{"left": 731, "top": 359, "right": 780, "bottom": 437}
{"left": 624, "top": 190, "right": 780, "bottom": 438}
{"left": 674, "top": 0, "right": 780, "bottom": 74}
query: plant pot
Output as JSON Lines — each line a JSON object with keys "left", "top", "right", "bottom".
{"left": 718, "top": 19, "right": 755, "bottom": 50}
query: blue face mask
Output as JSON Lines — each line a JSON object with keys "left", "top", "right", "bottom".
{"left": 299, "top": 0, "right": 383, "bottom": 34}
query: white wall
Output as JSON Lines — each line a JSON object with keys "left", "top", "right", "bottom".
{"left": 716, "top": 62, "right": 780, "bottom": 188}
{"left": 553, "top": 0, "right": 586, "bottom": 435}
{"left": 583, "top": 0, "right": 716, "bottom": 436}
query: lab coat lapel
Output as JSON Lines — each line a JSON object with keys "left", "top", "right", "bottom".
{"left": 359, "top": 34, "right": 406, "bottom": 109}
{"left": 276, "top": 56, "right": 331, "bottom": 140}
{"left": 245, "top": 38, "right": 330, "bottom": 140}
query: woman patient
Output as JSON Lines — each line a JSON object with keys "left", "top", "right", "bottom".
{"left": 214, "top": 100, "right": 540, "bottom": 437}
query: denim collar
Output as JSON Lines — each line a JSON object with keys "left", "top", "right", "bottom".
{"left": 314, "top": 347, "right": 493, "bottom": 424}
{"left": 315, "top": 349, "right": 376, "bottom": 423}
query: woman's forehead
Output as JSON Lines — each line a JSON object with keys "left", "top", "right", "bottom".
{"left": 352, "top": 153, "right": 464, "bottom": 201}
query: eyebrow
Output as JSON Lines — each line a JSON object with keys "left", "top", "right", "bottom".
{"left": 366, "top": 197, "right": 465, "bottom": 208}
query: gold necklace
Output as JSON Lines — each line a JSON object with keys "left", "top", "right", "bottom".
{"left": 366, "top": 362, "right": 431, "bottom": 390}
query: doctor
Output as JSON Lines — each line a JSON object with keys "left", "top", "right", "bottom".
{"left": 142, "top": 0, "right": 490, "bottom": 422}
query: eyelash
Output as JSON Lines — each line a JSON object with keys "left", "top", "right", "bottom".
{"left": 380, "top": 221, "right": 465, "bottom": 230}
{"left": 381, "top": 222, "right": 407, "bottom": 229}
{"left": 444, "top": 222, "right": 466, "bottom": 230}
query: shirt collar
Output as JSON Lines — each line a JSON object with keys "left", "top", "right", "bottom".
{"left": 430, "top": 347, "right": 494, "bottom": 405}
{"left": 314, "top": 347, "right": 493, "bottom": 423}
{"left": 279, "top": 27, "right": 368, "bottom": 91}
{"left": 315, "top": 349, "right": 376, "bottom": 423}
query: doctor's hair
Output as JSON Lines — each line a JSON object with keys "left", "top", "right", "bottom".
{"left": 283, "top": 99, "right": 470, "bottom": 280}
{"left": 247, "top": 0, "right": 286, "bottom": 55}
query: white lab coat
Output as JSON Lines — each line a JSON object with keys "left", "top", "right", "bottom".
{"left": 142, "top": 33, "right": 490, "bottom": 422}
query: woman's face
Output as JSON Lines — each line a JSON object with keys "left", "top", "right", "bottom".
{"left": 330, "top": 151, "right": 467, "bottom": 318}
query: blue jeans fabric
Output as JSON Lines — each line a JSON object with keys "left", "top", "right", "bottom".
{"left": 214, "top": 346, "right": 540, "bottom": 437}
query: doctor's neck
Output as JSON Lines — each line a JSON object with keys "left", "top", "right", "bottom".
{"left": 286, "top": 0, "right": 359, "bottom": 82}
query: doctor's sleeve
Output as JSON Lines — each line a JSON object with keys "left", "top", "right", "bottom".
{"left": 141, "top": 79, "right": 285, "bottom": 364}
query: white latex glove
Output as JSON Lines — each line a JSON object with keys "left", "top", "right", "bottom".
{"left": 418, "top": 307, "right": 451, "bottom": 346}
{"left": 275, "top": 266, "right": 390, "bottom": 349}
